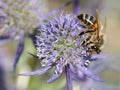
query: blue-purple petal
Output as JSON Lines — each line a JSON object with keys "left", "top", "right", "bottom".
{"left": 69, "top": 63, "right": 87, "bottom": 81}
{"left": 47, "top": 67, "right": 63, "bottom": 83}
{"left": 19, "top": 65, "right": 53, "bottom": 76}
{"left": 13, "top": 35, "right": 25, "bottom": 72}
{"left": 90, "top": 53, "right": 107, "bottom": 61}
{"left": 79, "top": 66, "right": 104, "bottom": 82}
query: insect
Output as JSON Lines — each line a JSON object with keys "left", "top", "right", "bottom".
{"left": 77, "top": 10, "right": 106, "bottom": 67}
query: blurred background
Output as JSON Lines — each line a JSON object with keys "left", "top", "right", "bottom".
{"left": 0, "top": 0, "right": 120, "bottom": 90}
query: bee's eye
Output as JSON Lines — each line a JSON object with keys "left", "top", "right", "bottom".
{"left": 91, "top": 46, "right": 96, "bottom": 49}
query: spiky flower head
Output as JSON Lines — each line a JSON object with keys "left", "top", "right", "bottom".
{"left": 0, "top": 0, "right": 48, "bottom": 72}
{"left": 20, "top": 13, "right": 104, "bottom": 90}
{"left": 0, "top": 0, "right": 47, "bottom": 39}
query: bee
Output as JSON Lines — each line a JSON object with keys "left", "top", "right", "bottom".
{"left": 77, "top": 10, "right": 106, "bottom": 67}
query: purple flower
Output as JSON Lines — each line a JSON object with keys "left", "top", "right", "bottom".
{"left": 0, "top": 0, "right": 48, "bottom": 72}
{"left": 19, "top": 13, "right": 104, "bottom": 90}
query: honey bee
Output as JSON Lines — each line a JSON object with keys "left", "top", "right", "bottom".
{"left": 77, "top": 10, "right": 106, "bottom": 67}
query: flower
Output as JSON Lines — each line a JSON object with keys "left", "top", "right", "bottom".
{"left": 0, "top": 0, "right": 48, "bottom": 72}
{"left": 0, "top": 0, "right": 47, "bottom": 33}
{"left": 19, "top": 13, "right": 104, "bottom": 90}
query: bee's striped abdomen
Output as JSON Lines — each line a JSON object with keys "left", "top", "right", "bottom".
{"left": 77, "top": 14, "right": 96, "bottom": 29}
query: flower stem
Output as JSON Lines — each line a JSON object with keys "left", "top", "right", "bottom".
{"left": 73, "top": 0, "right": 80, "bottom": 15}
{"left": 65, "top": 64, "right": 73, "bottom": 90}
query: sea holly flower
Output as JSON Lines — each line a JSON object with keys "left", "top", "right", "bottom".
{"left": 0, "top": 0, "right": 73, "bottom": 72}
{"left": 20, "top": 13, "right": 104, "bottom": 90}
{"left": 0, "top": 0, "right": 48, "bottom": 72}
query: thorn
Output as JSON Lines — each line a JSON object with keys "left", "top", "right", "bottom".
{"left": 27, "top": 52, "right": 38, "bottom": 59}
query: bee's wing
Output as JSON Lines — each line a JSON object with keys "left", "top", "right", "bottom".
{"left": 103, "top": 16, "right": 107, "bottom": 33}
{"left": 95, "top": 9, "right": 100, "bottom": 39}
